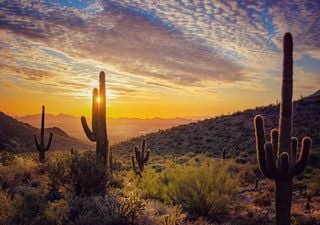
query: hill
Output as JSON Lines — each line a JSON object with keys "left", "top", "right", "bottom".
{"left": 0, "top": 112, "right": 92, "bottom": 152}
{"left": 113, "top": 90, "right": 320, "bottom": 157}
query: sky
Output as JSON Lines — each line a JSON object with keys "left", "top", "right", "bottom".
{"left": 0, "top": 0, "right": 319, "bottom": 118}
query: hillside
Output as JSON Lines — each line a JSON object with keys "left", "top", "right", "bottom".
{"left": 0, "top": 112, "right": 92, "bottom": 152}
{"left": 113, "top": 90, "right": 320, "bottom": 157}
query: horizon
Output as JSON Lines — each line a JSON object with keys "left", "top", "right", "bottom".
{"left": 1, "top": 1, "right": 320, "bottom": 118}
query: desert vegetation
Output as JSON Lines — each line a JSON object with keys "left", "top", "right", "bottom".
{"left": 0, "top": 33, "right": 319, "bottom": 225}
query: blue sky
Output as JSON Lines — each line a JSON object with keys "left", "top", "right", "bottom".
{"left": 0, "top": 0, "right": 319, "bottom": 117}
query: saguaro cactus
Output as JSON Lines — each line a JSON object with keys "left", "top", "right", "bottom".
{"left": 254, "top": 33, "right": 312, "bottom": 225}
{"left": 109, "top": 148, "right": 116, "bottom": 174}
{"left": 81, "top": 71, "right": 108, "bottom": 167}
{"left": 34, "top": 105, "right": 53, "bottom": 163}
{"left": 132, "top": 139, "right": 150, "bottom": 177}
{"left": 221, "top": 147, "right": 226, "bottom": 160}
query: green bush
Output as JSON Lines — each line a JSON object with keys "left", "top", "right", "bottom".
{"left": 12, "top": 188, "right": 52, "bottom": 225}
{"left": 46, "top": 151, "right": 106, "bottom": 196}
{"left": 68, "top": 190, "right": 144, "bottom": 225}
{"left": 137, "top": 160, "right": 239, "bottom": 217}
{"left": 0, "top": 190, "right": 14, "bottom": 224}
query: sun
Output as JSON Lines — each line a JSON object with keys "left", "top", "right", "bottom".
{"left": 97, "top": 96, "right": 101, "bottom": 103}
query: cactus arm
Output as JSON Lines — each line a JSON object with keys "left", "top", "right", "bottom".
{"left": 134, "top": 146, "right": 140, "bottom": 162}
{"left": 278, "top": 153, "right": 290, "bottom": 178}
{"left": 34, "top": 134, "right": 41, "bottom": 151}
{"left": 278, "top": 33, "right": 293, "bottom": 154}
{"left": 144, "top": 150, "right": 150, "bottom": 164}
{"left": 45, "top": 132, "right": 53, "bottom": 151}
{"left": 254, "top": 115, "right": 271, "bottom": 178}
{"left": 291, "top": 137, "right": 298, "bottom": 165}
{"left": 292, "top": 137, "right": 311, "bottom": 175}
{"left": 131, "top": 156, "right": 142, "bottom": 177}
{"left": 141, "top": 139, "right": 146, "bottom": 158}
{"left": 81, "top": 116, "right": 96, "bottom": 141}
{"left": 264, "top": 142, "right": 277, "bottom": 178}
{"left": 271, "top": 129, "right": 278, "bottom": 158}
{"left": 41, "top": 105, "right": 45, "bottom": 145}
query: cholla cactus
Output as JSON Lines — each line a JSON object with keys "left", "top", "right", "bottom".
{"left": 81, "top": 71, "right": 108, "bottom": 167}
{"left": 254, "top": 33, "right": 312, "bottom": 225}
{"left": 132, "top": 139, "right": 150, "bottom": 177}
{"left": 34, "top": 105, "right": 53, "bottom": 163}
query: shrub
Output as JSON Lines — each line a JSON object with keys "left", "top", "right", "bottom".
{"left": 138, "top": 160, "right": 239, "bottom": 217}
{"left": 68, "top": 190, "right": 145, "bottom": 225}
{"left": 11, "top": 188, "right": 51, "bottom": 225}
{"left": 0, "top": 151, "right": 15, "bottom": 166}
{"left": 46, "top": 151, "right": 107, "bottom": 196}
{"left": 0, "top": 190, "right": 14, "bottom": 224}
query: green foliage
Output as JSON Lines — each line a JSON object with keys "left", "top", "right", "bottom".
{"left": 46, "top": 151, "right": 106, "bottom": 197}
{"left": 68, "top": 190, "right": 144, "bottom": 225}
{"left": 12, "top": 188, "right": 52, "bottom": 225}
{"left": 137, "top": 160, "right": 239, "bottom": 217}
{"left": 0, "top": 151, "right": 15, "bottom": 166}
{"left": 0, "top": 190, "right": 14, "bottom": 224}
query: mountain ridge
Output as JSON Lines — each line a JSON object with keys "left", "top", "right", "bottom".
{"left": 0, "top": 112, "right": 92, "bottom": 152}
{"left": 113, "top": 90, "right": 320, "bottom": 157}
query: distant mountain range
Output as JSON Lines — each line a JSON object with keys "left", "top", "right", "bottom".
{"left": 15, "top": 115, "right": 195, "bottom": 145}
{"left": 0, "top": 112, "right": 91, "bottom": 152}
{"left": 113, "top": 90, "right": 320, "bottom": 157}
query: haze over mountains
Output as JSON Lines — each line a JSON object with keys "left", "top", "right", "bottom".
{"left": 1, "top": 90, "right": 319, "bottom": 155}
{"left": 0, "top": 112, "right": 90, "bottom": 152}
{"left": 15, "top": 115, "right": 195, "bottom": 145}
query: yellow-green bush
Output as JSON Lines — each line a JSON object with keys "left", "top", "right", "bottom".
{"left": 137, "top": 160, "right": 239, "bottom": 217}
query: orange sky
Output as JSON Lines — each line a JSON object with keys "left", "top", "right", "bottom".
{"left": 0, "top": 1, "right": 319, "bottom": 118}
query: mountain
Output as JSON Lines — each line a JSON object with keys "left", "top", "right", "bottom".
{"left": 113, "top": 90, "right": 320, "bottom": 157}
{"left": 16, "top": 114, "right": 195, "bottom": 145}
{"left": 0, "top": 112, "right": 92, "bottom": 152}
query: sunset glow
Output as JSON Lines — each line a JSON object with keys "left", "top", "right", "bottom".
{"left": 0, "top": 0, "right": 319, "bottom": 118}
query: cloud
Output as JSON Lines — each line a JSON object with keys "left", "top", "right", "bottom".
{"left": 0, "top": 64, "right": 56, "bottom": 81}
{"left": 0, "top": 0, "right": 246, "bottom": 88}
{"left": 0, "top": 79, "right": 21, "bottom": 90}
{"left": 0, "top": 0, "right": 319, "bottom": 104}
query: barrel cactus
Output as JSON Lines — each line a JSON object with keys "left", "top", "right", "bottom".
{"left": 254, "top": 33, "right": 312, "bottom": 225}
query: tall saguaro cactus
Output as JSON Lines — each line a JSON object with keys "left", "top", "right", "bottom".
{"left": 132, "top": 139, "right": 150, "bottom": 177}
{"left": 254, "top": 33, "right": 312, "bottom": 225}
{"left": 81, "top": 71, "right": 108, "bottom": 176}
{"left": 34, "top": 105, "right": 53, "bottom": 163}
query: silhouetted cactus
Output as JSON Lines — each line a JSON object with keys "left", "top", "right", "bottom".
{"left": 109, "top": 148, "right": 116, "bottom": 174}
{"left": 255, "top": 178, "right": 259, "bottom": 191}
{"left": 221, "top": 147, "right": 226, "bottom": 160}
{"left": 81, "top": 71, "right": 108, "bottom": 193}
{"left": 254, "top": 33, "right": 312, "bottom": 225}
{"left": 34, "top": 105, "right": 53, "bottom": 163}
{"left": 132, "top": 139, "right": 150, "bottom": 177}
